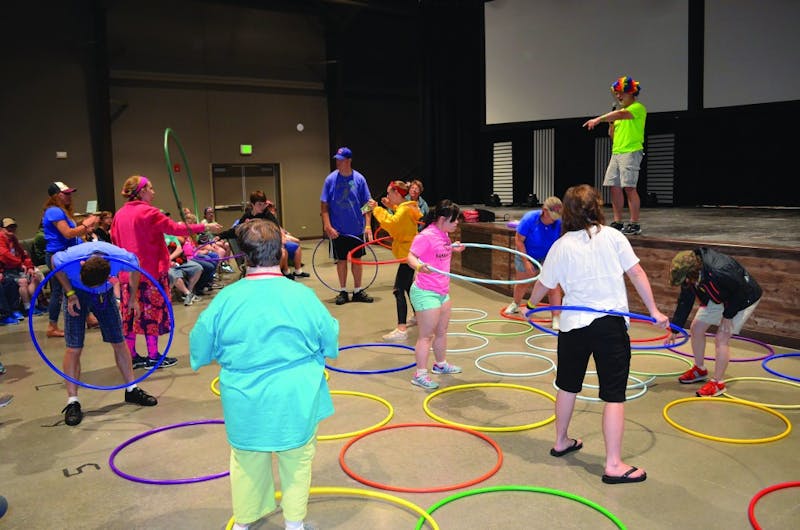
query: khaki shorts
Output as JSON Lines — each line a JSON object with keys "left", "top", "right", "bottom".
{"left": 694, "top": 300, "right": 759, "bottom": 334}
{"left": 603, "top": 150, "right": 643, "bottom": 188}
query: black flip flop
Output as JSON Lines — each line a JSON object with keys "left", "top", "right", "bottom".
{"left": 549, "top": 438, "right": 583, "bottom": 457}
{"left": 602, "top": 466, "right": 647, "bottom": 484}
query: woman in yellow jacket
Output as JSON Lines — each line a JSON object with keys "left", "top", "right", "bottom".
{"left": 368, "top": 180, "right": 422, "bottom": 341}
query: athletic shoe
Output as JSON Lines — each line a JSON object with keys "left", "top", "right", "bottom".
{"left": 0, "top": 316, "right": 19, "bottom": 326}
{"left": 191, "top": 293, "right": 202, "bottom": 303}
{"left": 411, "top": 372, "right": 439, "bottom": 390}
{"left": 146, "top": 356, "right": 178, "bottom": 369}
{"left": 0, "top": 394, "right": 12, "bottom": 408}
{"left": 432, "top": 361, "right": 462, "bottom": 374}
{"left": 351, "top": 290, "right": 373, "bottom": 303}
{"left": 504, "top": 302, "right": 519, "bottom": 314}
{"left": 183, "top": 292, "right": 194, "bottom": 306}
{"left": 678, "top": 365, "right": 708, "bottom": 384}
{"left": 32, "top": 306, "right": 47, "bottom": 316}
{"left": 124, "top": 387, "right": 158, "bottom": 406}
{"left": 131, "top": 355, "right": 150, "bottom": 370}
{"left": 696, "top": 380, "right": 726, "bottom": 397}
{"left": 294, "top": 271, "right": 310, "bottom": 278}
{"left": 62, "top": 402, "right": 83, "bottom": 426}
{"left": 382, "top": 328, "right": 408, "bottom": 341}
{"left": 0, "top": 361, "right": 5, "bottom": 375}
{"left": 622, "top": 223, "right": 642, "bottom": 235}
{"left": 610, "top": 221, "right": 624, "bottom": 231}
{"left": 220, "top": 262, "right": 234, "bottom": 273}
{"left": 11, "top": 311, "right": 24, "bottom": 321}
{"left": 335, "top": 291, "right": 349, "bottom": 305}
{"left": 552, "top": 314, "right": 560, "bottom": 331}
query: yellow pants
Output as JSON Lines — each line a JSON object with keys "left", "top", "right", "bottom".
{"left": 230, "top": 431, "right": 317, "bottom": 525}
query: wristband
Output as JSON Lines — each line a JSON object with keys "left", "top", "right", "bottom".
{"left": 65, "top": 290, "right": 76, "bottom": 297}
{"left": 415, "top": 262, "right": 423, "bottom": 272}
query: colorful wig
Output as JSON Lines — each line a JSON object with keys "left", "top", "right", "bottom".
{"left": 611, "top": 76, "right": 641, "bottom": 96}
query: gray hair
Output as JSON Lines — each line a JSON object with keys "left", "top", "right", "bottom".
{"left": 235, "top": 219, "right": 283, "bottom": 267}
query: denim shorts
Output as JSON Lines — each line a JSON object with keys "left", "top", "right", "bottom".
{"left": 409, "top": 284, "right": 449, "bottom": 311}
{"left": 603, "top": 150, "right": 643, "bottom": 188}
{"left": 65, "top": 287, "right": 123, "bottom": 349}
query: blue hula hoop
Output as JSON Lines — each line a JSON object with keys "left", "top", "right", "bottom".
{"left": 524, "top": 305, "right": 689, "bottom": 350}
{"left": 29, "top": 255, "right": 175, "bottom": 390}
{"left": 327, "top": 343, "right": 416, "bottom": 374}
{"left": 422, "top": 243, "right": 541, "bottom": 285}
{"left": 762, "top": 353, "right": 800, "bottom": 383}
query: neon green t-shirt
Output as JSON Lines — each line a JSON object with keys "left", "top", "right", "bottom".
{"left": 612, "top": 100, "right": 646, "bottom": 154}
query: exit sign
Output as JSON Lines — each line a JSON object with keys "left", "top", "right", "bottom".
{"left": 240, "top": 144, "right": 253, "bottom": 155}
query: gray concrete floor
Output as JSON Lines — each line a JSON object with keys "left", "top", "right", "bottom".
{"left": 1, "top": 237, "right": 798, "bottom": 529}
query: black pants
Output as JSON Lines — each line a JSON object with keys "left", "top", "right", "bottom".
{"left": 393, "top": 263, "right": 415, "bottom": 325}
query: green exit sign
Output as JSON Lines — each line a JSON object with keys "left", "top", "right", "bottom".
{"left": 240, "top": 144, "right": 253, "bottom": 155}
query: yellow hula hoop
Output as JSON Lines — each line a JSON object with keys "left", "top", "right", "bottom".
{"left": 721, "top": 376, "right": 800, "bottom": 410}
{"left": 318, "top": 390, "right": 394, "bottom": 441}
{"left": 225, "top": 486, "right": 440, "bottom": 530}
{"left": 662, "top": 397, "right": 792, "bottom": 444}
{"left": 423, "top": 383, "right": 556, "bottom": 432}
{"left": 212, "top": 370, "right": 329, "bottom": 397}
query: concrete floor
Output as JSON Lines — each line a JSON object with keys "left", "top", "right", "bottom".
{"left": 1, "top": 234, "right": 798, "bottom": 529}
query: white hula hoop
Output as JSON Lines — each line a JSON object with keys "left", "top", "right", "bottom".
{"left": 449, "top": 307, "right": 489, "bottom": 323}
{"left": 525, "top": 333, "right": 558, "bottom": 353}
{"left": 438, "top": 332, "right": 490, "bottom": 354}
{"left": 552, "top": 374, "right": 649, "bottom": 402}
{"left": 475, "top": 351, "right": 557, "bottom": 378}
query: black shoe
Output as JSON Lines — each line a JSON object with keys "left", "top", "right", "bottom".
{"left": 335, "top": 291, "right": 349, "bottom": 305}
{"left": 146, "top": 356, "right": 178, "bottom": 369}
{"left": 622, "top": 223, "right": 642, "bottom": 235}
{"left": 132, "top": 355, "right": 149, "bottom": 370}
{"left": 293, "top": 271, "right": 310, "bottom": 278}
{"left": 610, "top": 221, "right": 624, "bottom": 231}
{"left": 125, "top": 387, "right": 158, "bottom": 406}
{"left": 284, "top": 272, "right": 296, "bottom": 280}
{"left": 62, "top": 402, "right": 83, "bottom": 426}
{"left": 351, "top": 290, "right": 374, "bottom": 303}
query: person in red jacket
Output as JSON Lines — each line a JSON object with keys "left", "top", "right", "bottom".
{"left": 0, "top": 217, "right": 45, "bottom": 318}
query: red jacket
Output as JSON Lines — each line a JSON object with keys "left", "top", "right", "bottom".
{"left": 0, "top": 231, "right": 34, "bottom": 272}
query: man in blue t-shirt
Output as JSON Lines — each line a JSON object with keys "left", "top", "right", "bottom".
{"left": 52, "top": 241, "right": 158, "bottom": 426}
{"left": 320, "top": 146, "right": 374, "bottom": 305}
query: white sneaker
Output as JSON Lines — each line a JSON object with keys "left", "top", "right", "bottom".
{"left": 182, "top": 293, "right": 194, "bottom": 306}
{"left": 407, "top": 316, "right": 417, "bottom": 327}
{"left": 552, "top": 314, "right": 560, "bottom": 331}
{"left": 382, "top": 328, "right": 408, "bottom": 341}
{"left": 504, "top": 301, "right": 519, "bottom": 314}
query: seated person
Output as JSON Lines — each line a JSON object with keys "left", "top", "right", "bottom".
{"left": 201, "top": 207, "right": 234, "bottom": 273}
{"left": 166, "top": 236, "right": 203, "bottom": 306}
{"left": 266, "top": 201, "right": 308, "bottom": 278}
{"left": 181, "top": 235, "right": 217, "bottom": 294}
{"left": 0, "top": 217, "right": 45, "bottom": 318}
{"left": 0, "top": 271, "right": 22, "bottom": 325}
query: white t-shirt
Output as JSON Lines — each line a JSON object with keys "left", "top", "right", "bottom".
{"left": 538, "top": 225, "right": 639, "bottom": 332}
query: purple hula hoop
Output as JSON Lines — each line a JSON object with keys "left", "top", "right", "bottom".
{"left": 665, "top": 332, "right": 774, "bottom": 362}
{"left": 109, "top": 419, "right": 228, "bottom": 484}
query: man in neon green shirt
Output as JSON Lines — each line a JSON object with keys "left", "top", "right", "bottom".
{"left": 583, "top": 76, "right": 646, "bottom": 235}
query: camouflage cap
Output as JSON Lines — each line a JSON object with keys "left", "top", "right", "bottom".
{"left": 670, "top": 250, "right": 699, "bottom": 286}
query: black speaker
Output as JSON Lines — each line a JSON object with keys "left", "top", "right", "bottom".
{"left": 476, "top": 208, "right": 496, "bottom": 222}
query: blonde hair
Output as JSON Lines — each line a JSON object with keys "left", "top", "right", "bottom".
{"left": 121, "top": 175, "right": 148, "bottom": 201}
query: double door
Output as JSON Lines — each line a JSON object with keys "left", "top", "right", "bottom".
{"left": 211, "top": 163, "right": 281, "bottom": 229}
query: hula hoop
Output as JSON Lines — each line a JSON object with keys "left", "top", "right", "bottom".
{"left": 423, "top": 243, "right": 541, "bottom": 285}
{"left": 192, "top": 253, "right": 245, "bottom": 263}
{"left": 525, "top": 305, "right": 690, "bottom": 350}
{"left": 29, "top": 256, "right": 175, "bottom": 390}
{"left": 449, "top": 307, "right": 488, "bottom": 322}
{"left": 474, "top": 351, "right": 556, "bottom": 378}
{"left": 630, "top": 351, "right": 694, "bottom": 377}
{"left": 662, "top": 397, "right": 792, "bottom": 444}
{"left": 311, "top": 235, "right": 378, "bottom": 293}
{"left": 423, "top": 383, "right": 556, "bottom": 432}
{"left": 720, "top": 376, "right": 800, "bottom": 410}
{"left": 414, "top": 485, "right": 626, "bottom": 530}
{"left": 373, "top": 226, "right": 394, "bottom": 251}
{"left": 442, "top": 332, "right": 489, "bottom": 354}
{"left": 525, "top": 333, "right": 557, "bottom": 353}
{"left": 666, "top": 332, "right": 775, "bottom": 362}
{"left": 164, "top": 128, "right": 199, "bottom": 222}
{"left": 748, "top": 481, "right": 800, "bottom": 530}
{"left": 552, "top": 375, "right": 649, "bottom": 402}
{"left": 109, "top": 419, "right": 228, "bottom": 484}
{"left": 466, "top": 319, "right": 533, "bottom": 337}
{"left": 348, "top": 236, "right": 406, "bottom": 265}
{"left": 499, "top": 306, "right": 551, "bottom": 323}
{"left": 213, "top": 370, "right": 330, "bottom": 397}
{"left": 319, "top": 390, "right": 394, "bottom": 441}
{"left": 338, "top": 422, "right": 502, "bottom": 493}
{"left": 580, "top": 370, "right": 655, "bottom": 389}
{"left": 326, "top": 343, "right": 416, "bottom": 374}
{"left": 762, "top": 353, "right": 800, "bottom": 382}
{"left": 225, "top": 486, "right": 440, "bottom": 530}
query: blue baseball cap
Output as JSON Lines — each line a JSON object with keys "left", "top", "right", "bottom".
{"left": 332, "top": 147, "right": 352, "bottom": 160}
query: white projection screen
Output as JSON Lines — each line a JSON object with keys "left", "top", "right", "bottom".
{"left": 484, "top": 0, "right": 690, "bottom": 124}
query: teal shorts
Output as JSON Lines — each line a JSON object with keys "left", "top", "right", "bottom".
{"left": 410, "top": 284, "right": 449, "bottom": 311}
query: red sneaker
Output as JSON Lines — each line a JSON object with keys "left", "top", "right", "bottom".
{"left": 678, "top": 365, "right": 708, "bottom": 384}
{"left": 696, "top": 380, "right": 726, "bottom": 397}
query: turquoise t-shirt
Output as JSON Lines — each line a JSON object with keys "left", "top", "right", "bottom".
{"left": 612, "top": 100, "right": 646, "bottom": 154}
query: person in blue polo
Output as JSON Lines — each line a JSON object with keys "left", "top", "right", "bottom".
{"left": 52, "top": 241, "right": 157, "bottom": 426}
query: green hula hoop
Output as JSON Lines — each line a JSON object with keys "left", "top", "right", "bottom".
{"left": 164, "top": 128, "right": 199, "bottom": 222}
{"left": 414, "top": 485, "right": 626, "bottom": 530}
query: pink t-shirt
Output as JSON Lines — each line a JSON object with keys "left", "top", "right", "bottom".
{"left": 410, "top": 224, "right": 452, "bottom": 295}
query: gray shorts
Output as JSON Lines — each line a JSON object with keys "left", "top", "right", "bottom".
{"left": 603, "top": 150, "right": 643, "bottom": 188}
{"left": 694, "top": 300, "right": 759, "bottom": 334}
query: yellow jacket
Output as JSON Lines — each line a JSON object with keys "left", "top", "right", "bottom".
{"left": 372, "top": 200, "right": 422, "bottom": 259}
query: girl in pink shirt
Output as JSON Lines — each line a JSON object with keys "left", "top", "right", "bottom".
{"left": 406, "top": 200, "right": 465, "bottom": 390}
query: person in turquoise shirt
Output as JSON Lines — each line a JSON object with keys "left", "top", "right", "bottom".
{"left": 190, "top": 219, "right": 338, "bottom": 530}
{"left": 583, "top": 76, "right": 647, "bottom": 235}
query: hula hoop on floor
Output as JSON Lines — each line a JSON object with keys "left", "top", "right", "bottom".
{"left": 338, "top": 422, "right": 502, "bottom": 493}
{"left": 109, "top": 419, "right": 228, "bottom": 484}
{"left": 761, "top": 353, "right": 800, "bottom": 382}
{"left": 164, "top": 128, "right": 199, "bottom": 222}
{"left": 552, "top": 374, "right": 648, "bottom": 402}
{"left": 312, "top": 235, "right": 379, "bottom": 293}
{"left": 748, "top": 481, "right": 800, "bottom": 530}
{"left": 466, "top": 319, "right": 533, "bottom": 337}
{"left": 525, "top": 305, "right": 689, "bottom": 350}
{"left": 326, "top": 343, "right": 416, "bottom": 374}
{"left": 423, "top": 383, "right": 556, "bottom": 432}
{"left": 348, "top": 236, "right": 406, "bottom": 265}
{"left": 442, "top": 332, "right": 489, "bottom": 354}
{"left": 665, "top": 332, "right": 775, "bottom": 362}
{"left": 630, "top": 351, "right": 694, "bottom": 377}
{"left": 662, "top": 397, "right": 791, "bottom": 444}
{"left": 581, "top": 370, "right": 655, "bottom": 389}
{"left": 319, "top": 390, "right": 394, "bottom": 441}
{"left": 422, "top": 243, "right": 542, "bottom": 285}
{"left": 449, "top": 307, "right": 488, "bottom": 323}
{"left": 29, "top": 256, "right": 175, "bottom": 390}
{"left": 525, "top": 333, "right": 557, "bottom": 353}
{"left": 720, "top": 376, "right": 800, "bottom": 410}
{"left": 225, "top": 486, "right": 440, "bottom": 530}
{"left": 414, "top": 485, "right": 625, "bottom": 530}
{"left": 474, "top": 351, "right": 556, "bottom": 378}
